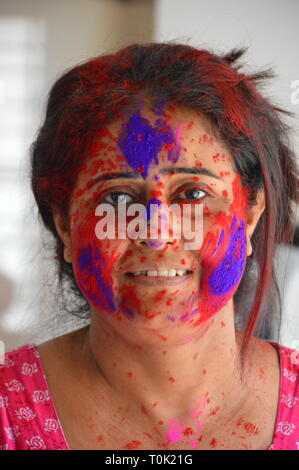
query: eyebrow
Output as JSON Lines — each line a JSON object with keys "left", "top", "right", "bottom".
{"left": 93, "top": 167, "right": 222, "bottom": 184}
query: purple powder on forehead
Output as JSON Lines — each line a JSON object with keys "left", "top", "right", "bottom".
{"left": 208, "top": 216, "right": 247, "bottom": 296}
{"left": 117, "top": 112, "right": 175, "bottom": 179}
{"left": 78, "top": 245, "right": 116, "bottom": 311}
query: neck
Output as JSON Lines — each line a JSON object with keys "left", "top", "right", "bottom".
{"left": 77, "top": 301, "right": 255, "bottom": 433}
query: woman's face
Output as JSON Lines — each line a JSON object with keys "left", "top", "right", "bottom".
{"left": 55, "top": 101, "right": 261, "bottom": 334}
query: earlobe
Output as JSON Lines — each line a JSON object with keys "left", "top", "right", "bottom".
{"left": 246, "top": 233, "right": 253, "bottom": 257}
{"left": 245, "top": 188, "right": 265, "bottom": 258}
{"left": 52, "top": 206, "right": 73, "bottom": 263}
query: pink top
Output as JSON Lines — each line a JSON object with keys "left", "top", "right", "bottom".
{"left": 0, "top": 341, "right": 298, "bottom": 450}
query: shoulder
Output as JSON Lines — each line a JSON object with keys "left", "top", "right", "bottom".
{"left": 36, "top": 326, "right": 89, "bottom": 364}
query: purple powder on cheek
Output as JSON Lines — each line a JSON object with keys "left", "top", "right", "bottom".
{"left": 78, "top": 244, "right": 117, "bottom": 311}
{"left": 117, "top": 112, "right": 175, "bottom": 179}
{"left": 208, "top": 216, "right": 247, "bottom": 296}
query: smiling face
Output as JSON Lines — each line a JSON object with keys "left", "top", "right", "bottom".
{"left": 53, "top": 99, "right": 264, "bottom": 338}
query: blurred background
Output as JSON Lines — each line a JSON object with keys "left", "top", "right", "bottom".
{"left": 0, "top": 0, "right": 298, "bottom": 352}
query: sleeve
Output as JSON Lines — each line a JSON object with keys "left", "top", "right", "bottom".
{"left": 0, "top": 387, "right": 18, "bottom": 450}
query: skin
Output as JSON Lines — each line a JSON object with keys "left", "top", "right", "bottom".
{"left": 43, "top": 101, "right": 280, "bottom": 450}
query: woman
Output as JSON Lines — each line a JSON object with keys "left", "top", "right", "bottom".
{"left": 0, "top": 42, "right": 298, "bottom": 450}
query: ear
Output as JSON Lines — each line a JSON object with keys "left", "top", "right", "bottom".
{"left": 245, "top": 189, "right": 265, "bottom": 257}
{"left": 51, "top": 206, "right": 73, "bottom": 263}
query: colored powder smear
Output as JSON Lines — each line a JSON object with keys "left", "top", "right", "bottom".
{"left": 117, "top": 112, "right": 180, "bottom": 179}
{"left": 78, "top": 244, "right": 116, "bottom": 311}
{"left": 208, "top": 215, "right": 246, "bottom": 295}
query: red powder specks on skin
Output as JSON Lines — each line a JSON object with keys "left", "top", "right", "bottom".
{"left": 220, "top": 171, "right": 231, "bottom": 177}
{"left": 124, "top": 440, "right": 142, "bottom": 450}
{"left": 203, "top": 206, "right": 211, "bottom": 217}
{"left": 143, "top": 432, "right": 153, "bottom": 439}
{"left": 192, "top": 176, "right": 199, "bottom": 182}
{"left": 168, "top": 376, "right": 175, "bottom": 383}
{"left": 212, "top": 153, "right": 226, "bottom": 162}
{"left": 183, "top": 427, "right": 193, "bottom": 436}
{"left": 154, "top": 290, "right": 167, "bottom": 302}
{"left": 237, "top": 417, "right": 244, "bottom": 427}
{"left": 157, "top": 334, "right": 168, "bottom": 341}
{"left": 210, "top": 437, "right": 218, "bottom": 448}
{"left": 244, "top": 422, "right": 260, "bottom": 435}
{"left": 188, "top": 121, "right": 194, "bottom": 130}
{"left": 166, "top": 298, "right": 173, "bottom": 306}
{"left": 181, "top": 259, "right": 186, "bottom": 265}
{"left": 209, "top": 406, "right": 220, "bottom": 416}
{"left": 196, "top": 161, "right": 203, "bottom": 167}
{"left": 127, "top": 372, "right": 133, "bottom": 378}
{"left": 158, "top": 421, "right": 164, "bottom": 425}
{"left": 141, "top": 404, "right": 149, "bottom": 415}
{"left": 164, "top": 143, "right": 174, "bottom": 151}
{"left": 152, "top": 402, "right": 158, "bottom": 407}
{"left": 140, "top": 256, "right": 147, "bottom": 262}
{"left": 157, "top": 181, "right": 164, "bottom": 188}
{"left": 150, "top": 190, "right": 163, "bottom": 198}
{"left": 221, "top": 321, "right": 226, "bottom": 327}
{"left": 222, "top": 190, "right": 228, "bottom": 198}
{"left": 97, "top": 435, "right": 104, "bottom": 442}
{"left": 202, "top": 369, "right": 206, "bottom": 375}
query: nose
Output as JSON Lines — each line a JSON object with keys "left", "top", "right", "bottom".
{"left": 132, "top": 198, "right": 178, "bottom": 250}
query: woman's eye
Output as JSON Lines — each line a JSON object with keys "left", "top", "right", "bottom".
{"left": 176, "top": 188, "right": 207, "bottom": 201}
{"left": 103, "top": 191, "right": 135, "bottom": 205}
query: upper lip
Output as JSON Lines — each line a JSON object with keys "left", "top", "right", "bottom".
{"left": 124, "top": 265, "right": 194, "bottom": 274}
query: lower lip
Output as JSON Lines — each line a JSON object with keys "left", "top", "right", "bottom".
{"left": 124, "top": 273, "right": 194, "bottom": 286}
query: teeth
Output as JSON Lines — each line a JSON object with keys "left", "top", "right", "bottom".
{"left": 131, "top": 270, "right": 189, "bottom": 277}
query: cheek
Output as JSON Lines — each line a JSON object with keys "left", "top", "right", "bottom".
{"left": 194, "top": 214, "right": 247, "bottom": 325}
{"left": 71, "top": 211, "right": 125, "bottom": 313}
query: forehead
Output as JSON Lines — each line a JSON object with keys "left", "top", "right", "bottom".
{"left": 83, "top": 102, "right": 234, "bottom": 181}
